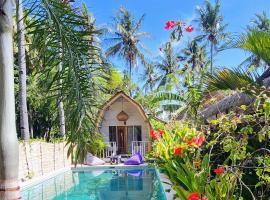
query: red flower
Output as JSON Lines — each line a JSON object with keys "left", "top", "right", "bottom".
{"left": 185, "top": 25, "right": 194, "bottom": 32}
{"left": 165, "top": 20, "right": 175, "bottom": 30}
{"left": 150, "top": 129, "right": 158, "bottom": 140}
{"left": 202, "top": 196, "right": 208, "bottom": 200}
{"left": 214, "top": 166, "right": 225, "bottom": 175}
{"left": 158, "top": 129, "right": 165, "bottom": 136}
{"left": 188, "top": 192, "right": 200, "bottom": 200}
{"left": 174, "top": 147, "right": 183, "bottom": 156}
{"left": 192, "top": 135, "right": 205, "bottom": 147}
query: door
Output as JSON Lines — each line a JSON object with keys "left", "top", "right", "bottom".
{"left": 117, "top": 126, "right": 127, "bottom": 154}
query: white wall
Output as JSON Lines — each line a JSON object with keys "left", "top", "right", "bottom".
{"left": 99, "top": 97, "right": 150, "bottom": 142}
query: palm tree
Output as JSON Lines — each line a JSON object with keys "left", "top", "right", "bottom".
{"left": 197, "top": 0, "right": 228, "bottom": 73}
{"left": 241, "top": 12, "right": 270, "bottom": 69}
{"left": 181, "top": 40, "right": 207, "bottom": 74}
{"left": 142, "top": 64, "right": 160, "bottom": 93}
{"left": 16, "top": 0, "right": 30, "bottom": 140}
{"left": 0, "top": 0, "right": 20, "bottom": 198}
{"left": 248, "top": 12, "right": 270, "bottom": 33}
{"left": 202, "top": 30, "right": 270, "bottom": 119}
{"left": 155, "top": 42, "right": 181, "bottom": 90}
{"left": 105, "top": 7, "right": 149, "bottom": 82}
{"left": 26, "top": 0, "right": 110, "bottom": 164}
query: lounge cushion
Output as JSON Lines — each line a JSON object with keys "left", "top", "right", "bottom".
{"left": 124, "top": 152, "right": 144, "bottom": 165}
{"left": 85, "top": 153, "right": 105, "bottom": 166}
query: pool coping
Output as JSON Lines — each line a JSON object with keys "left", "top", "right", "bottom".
{"left": 158, "top": 171, "right": 179, "bottom": 200}
{"left": 20, "top": 164, "right": 172, "bottom": 200}
{"left": 20, "top": 163, "right": 149, "bottom": 190}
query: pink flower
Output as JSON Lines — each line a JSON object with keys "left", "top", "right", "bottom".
{"left": 188, "top": 192, "right": 200, "bottom": 200}
{"left": 185, "top": 25, "right": 194, "bottom": 32}
{"left": 202, "top": 196, "right": 208, "bottom": 200}
{"left": 165, "top": 20, "right": 175, "bottom": 30}
{"left": 192, "top": 135, "right": 205, "bottom": 147}
{"left": 214, "top": 166, "right": 225, "bottom": 175}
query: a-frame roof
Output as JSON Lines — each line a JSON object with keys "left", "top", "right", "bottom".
{"left": 96, "top": 91, "right": 151, "bottom": 128}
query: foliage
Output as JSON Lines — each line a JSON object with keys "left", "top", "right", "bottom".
{"left": 105, "top": 7, "right": 149, "bottom": 80}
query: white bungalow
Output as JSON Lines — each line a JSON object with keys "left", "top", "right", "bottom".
{"left": 96, "top": 91, "right": 152, "bottom": 156}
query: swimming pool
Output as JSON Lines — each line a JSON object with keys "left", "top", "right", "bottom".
{"left": 21, "top": 166, "right": 166, "bottom": 200}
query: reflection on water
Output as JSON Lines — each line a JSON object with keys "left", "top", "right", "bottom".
{"left": 21, "top": 168, "right": 166, "bottom": 200}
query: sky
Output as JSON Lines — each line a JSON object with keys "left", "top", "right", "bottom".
{"left": 82, "top": 0, "right": 270, "bottom": 82}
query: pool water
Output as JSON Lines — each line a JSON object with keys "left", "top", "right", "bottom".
{"left": 21, "top": 167, "right": 166, "bottom": 200}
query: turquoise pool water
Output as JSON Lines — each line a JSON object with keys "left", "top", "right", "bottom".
{"left": 21, "top": 167, "right": 166, "bottom": 200}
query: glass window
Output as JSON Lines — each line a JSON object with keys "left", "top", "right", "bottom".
{"left": 134, "top": 126, "right": 142, "bottom": 141}
{"left": 109, "top": 126, "right": 116, "bottom": 142}
{"left": 127, "top": 126, "right": 133, "bottom": 153}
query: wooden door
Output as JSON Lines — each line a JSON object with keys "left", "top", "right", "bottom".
{"left": 117, "top": 126, "right": 127, "bottom": 154}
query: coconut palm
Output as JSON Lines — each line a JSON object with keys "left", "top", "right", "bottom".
{"left": 181, "top": 40, "right": 207, "bottom": 74}
{"left": 0, "top": 0, "right": 20, "bottom": 199}
{"left": 248, "top": 12, "right": 270, "bottom": 33}
{"left": 25, "top": 0, "right": 110, "bottom": 163}
{"left": 196, "top": 0, "right": 228, "bottom": 73}
{"left": 16, "top": 0, "right": 30, "bottom": 140}
{"left": 155, "top": 42, "right": 182, "bottom": 90}
{"left": 241, "top": 12, "right": 270, "bottom": 69}
{"left": 142, "top": 64, "right": 160, "bottom": 93}
{"left": 202, "top": 30, "right": 270, "bottom": 119}
{"left": 105, "top": 7, "right": 149, "bottom": 82}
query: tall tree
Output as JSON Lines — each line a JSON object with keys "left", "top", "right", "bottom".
{"left": 105, "top": 7, "right": 149, "bottom": 82}
{"left": 181, "top": 40, "right": 207, "bottom": 73}
{"left": 142, "top": 64, "right": 160, "bottom": 93}
{"left": 197, "top": 0, "right": 228, "bottom": 73}
{"left": 57, "top": 45, "right": 65, "bottom": 138}
{"left": 0, "top": 0, "right": 20, "bottom": 199}
{"left": 155, "top": 42, "right": 181, "bottom": 90}
{"left": 16, "top": 0, "right": 30, "bottom": 140}
{"left": 241, "top": 12, "right": 270, "bottom": 69}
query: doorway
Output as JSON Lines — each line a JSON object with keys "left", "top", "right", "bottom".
{"left": 117, "top": 126, "right": 127, "bottom": 154}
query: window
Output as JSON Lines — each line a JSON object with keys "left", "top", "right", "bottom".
{"left": 134, "top": 126, "right": 142, "bottom": 141}
{"left": 109, "top": 126, "right": 117, "bottom": 142}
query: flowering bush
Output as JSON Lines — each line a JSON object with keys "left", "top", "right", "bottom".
{"left": 150, "top": 94, "right": 270, "bottom": 199}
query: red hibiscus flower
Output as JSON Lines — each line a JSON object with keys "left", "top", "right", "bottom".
{"left": 192, "top": 135, "right": 205, "bottom": 147}
{"left": 188, "top": 192, "right": 200, "bottom": 200}
{"left": 185, "top": 25, "right": 194, "bottom": 32}
{"left": 165, "top": 20, "right": 175, "bottom": 30}
{"left": 202, "top": 196, "right": 208, "bottom": 200}
{"left": 150, "top": 129, "right": 158, "bottom": 140}
{"left": 158, "top": 129, "right": 165, "bottom": 137}
{"left": 174, "top": 147, "right": 183, "bottom": 156}
{"left": 214, "top": 166, "right": 225, "bottom": 175}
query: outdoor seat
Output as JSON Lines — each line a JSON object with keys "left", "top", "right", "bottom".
{"left": 124, "top": 152, "right": 144, "bottom": 165}
{"left": 85, "top": 153, "right": 105, "bottom": 166}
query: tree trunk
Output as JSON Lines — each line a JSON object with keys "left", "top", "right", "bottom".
{"left": 16, "top": 0, "right": 30, "bottom": 140}
{"left": 0, "top": 0, "right": 20, "bottom": 199}
{"left": 58, "top": 53, "right": 65, "bottom": 138}
{"left": 210, "top": 42, "right": 213, "bottom": 74}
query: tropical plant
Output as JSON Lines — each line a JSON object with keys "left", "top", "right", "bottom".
{"left": 248, "top": 12, "right": 270, "bottom": 33}
{"left": 105, "top": 7, "right": 149, "bottom": 82}
{"left": 0, "top": 0, "right": 20, "bottom": 199}
{"left": 155, "top": 42, "right": 182, "bottom": 90}
{"left": 16, "top": 0, "right": 30, "bottom": 140}
{"left": 181, "top": 40, "right": 207, "bottom": 73}
{"left": 24, "top": 0, "right": 110, "bottom": 164}
{"left": 196, "top": 0, "right": 228, "bottom": 73}
{"left": 142, "top": 63, "right": 160, "bottom": 93}
{"left": 201, "top": 30, "right": 270, "bottom": 119}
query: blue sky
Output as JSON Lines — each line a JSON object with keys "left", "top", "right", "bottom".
{"left": 83, "top": 0, "right": 270, "bottom": 81}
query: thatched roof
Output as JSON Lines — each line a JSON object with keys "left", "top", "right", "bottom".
{"left": 200, "top": 69, "right": 270, "bottom": 120}
{"left": 95, "top": 91, "right": 152, "bottom": 129}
